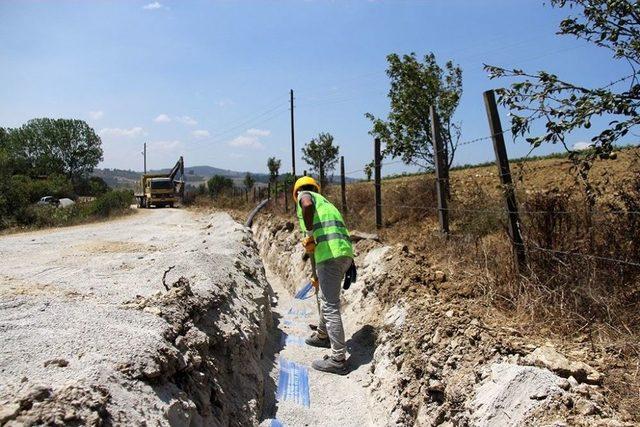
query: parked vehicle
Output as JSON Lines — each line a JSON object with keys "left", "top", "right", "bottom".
{"left": 37, "top": 196, "right": 59, "bottom": 206}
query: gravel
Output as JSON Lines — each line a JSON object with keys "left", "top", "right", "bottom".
{"left": 0, "top": 209, "right": 271, "bottom": 425}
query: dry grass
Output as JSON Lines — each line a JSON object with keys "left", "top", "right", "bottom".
{"left": 321, "top": 147, "right": 640, "bottom": 418}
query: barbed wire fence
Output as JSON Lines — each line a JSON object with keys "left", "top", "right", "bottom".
{"left": 231, "top": 88, "right": 640, "bottom": 274}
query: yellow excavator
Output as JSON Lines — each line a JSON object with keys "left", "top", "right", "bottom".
{"left": 135, "top": 156, "right": 184, "bottom": 208}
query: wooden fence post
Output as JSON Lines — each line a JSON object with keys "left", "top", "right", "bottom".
{"left": 340, "top": 156, "right": 347, "bottom": 213}
{"left": 267, "top": 182, "right": 271, "bottom": 202}
{"left": 430, "top": 106, "right": 450, "bottom": 235}
{"left": 374, "top": 137, "right": 382, "bottom": 229}
{"left": 483, "top": 89, "right": 527, "bottom": 273}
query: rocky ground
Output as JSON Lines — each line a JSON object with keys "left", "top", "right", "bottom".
{"left": 253, "top": 214, "right": 634, "bottom": 426}
{"left": 0, "top": 209, "right": 272, "bottom": 426}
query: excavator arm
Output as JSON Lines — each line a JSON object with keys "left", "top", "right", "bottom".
{"left": 169, "top": 156, "right": 185, "bottom": 200}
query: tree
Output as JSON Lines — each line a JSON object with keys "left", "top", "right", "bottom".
{"left": 364, "top": 162, "right": 373, "bottom": 182}
{"left": 207, "top": 175, "right": 233, "bottom": 197}
{"left": 302, "top": 132, "right": 339, "bottom": 188}
{"left": 7, "top": 118, "right": 103, "bottom": 180}
{"left": 485, "top": 0, "right": 640, "bottom": 164}
{"left": 243, "top": 172, "right": 255, "bottom": 191}
{"left": 267, "top": 157, "right": 281, "bottom": 184}
{"left": 366, "top": 52, "right": 462, "bottom": 170}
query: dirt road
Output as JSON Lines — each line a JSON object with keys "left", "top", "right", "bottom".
{"left": 261, "top": 265, "right": 380, "bottom": 426}
{"left": 0, "top": 209, "right": 271, "bottom": 425}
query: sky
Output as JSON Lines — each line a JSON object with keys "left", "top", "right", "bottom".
{"left": 0, "top": 0, "right": 634, "bottom": 178}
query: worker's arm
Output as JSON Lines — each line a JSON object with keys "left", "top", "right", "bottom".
{"left": 299, "top": 193, "right": 315, "bottom": 233}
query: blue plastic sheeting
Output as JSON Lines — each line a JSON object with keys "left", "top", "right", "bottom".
{"left": 268, "top": 419, "right": 285, "bottom": 427}
{"left": 294, "top": 282, "right": 314, "bottom": 300}
{"left": 280, "top": 331, "right": 306, "bottom": 346}
{"left": 276, "top": 357, "right": 310, "bottom": 407}
{"left": 283, "top": 319, "right": 309, "bottom": 330}
{"left": 287, "top": 307, "right": 311, "bottom": 317}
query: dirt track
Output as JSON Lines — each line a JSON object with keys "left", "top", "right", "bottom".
{"left": 0, "top": 209, "right": 271, "bottom": 425}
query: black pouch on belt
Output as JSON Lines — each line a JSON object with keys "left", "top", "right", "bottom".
{"left": 343, "top": 260, "right": 357, "bottom": 290}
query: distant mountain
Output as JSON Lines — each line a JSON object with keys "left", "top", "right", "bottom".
{"left": 93, "top": 165, "right": 270, "bottom": 189}
{"left": 93, "top": 165, "right": 358, "bottom": 189}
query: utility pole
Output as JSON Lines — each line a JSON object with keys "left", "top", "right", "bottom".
{"left": 290, "top": 89, "right": 296, "bottom": 178}
{"left": 143, "top": 143, "right": 147, "bottom": 174}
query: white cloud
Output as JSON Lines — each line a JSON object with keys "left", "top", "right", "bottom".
{"left": 88, "top": 110, "right": 104, "bottom": 120}
{"left": 177, "top": 116, "right": 197, "bottom": 126}
{"left": 99, "top": 127, "right": 145, "bottom": 138}
{"left": 143, "top": 2, "right": 164, "bottom": 10}
{"left": 192, "top": 130, "right": 210, "bottom": 138}
{"left": 228, "top": 128, "right": 271, "bottom": 150}
{"left": 573, "top": 141, "right": 593, "bottom": 151}
{"left": 229, "top": 153, "right": 244, "bottom": 159}
{"left": 154, "top": 114, "right": 171, "bottom": 123}
{"left": 246, "top": 128, "right": 271, "bottom": 137}
{"left": 228, "top": 135, "right": 264, "bottom": 149}
{"left": 149, "top": 140, "right": 182, "bottom": 151}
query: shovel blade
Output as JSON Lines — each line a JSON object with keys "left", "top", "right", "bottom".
{"left": 294, "top": 282, "right": 313, "bottom": 300}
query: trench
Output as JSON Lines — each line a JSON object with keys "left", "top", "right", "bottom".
{"left": 250, "top": 214, "right": 627, "bottom": 427}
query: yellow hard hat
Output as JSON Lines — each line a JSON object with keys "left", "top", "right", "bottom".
{"left": 292, "top": 176, "right": 320, "bottom": 202}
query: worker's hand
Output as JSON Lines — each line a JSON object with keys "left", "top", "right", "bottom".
{"left": 311, "top": 277, "right": 319, "bottom": 293}
{"left": 301, "top": 236, "right": 316, "bottom": 254}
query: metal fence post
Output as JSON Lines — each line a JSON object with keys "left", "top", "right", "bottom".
{"left": 483, "top": 89, "right": 527, "bottom": 274}
{"left": 340, "top": 156, "right": 347, "bottom": 213}
{"left": 267, "top": 182, "right": 271, "bottom": 202}
{"left": 374, "top": 138, "right": 382, "bottom": 229}
{"left": 430, "top": 106, "right": 450, "bottom": 235}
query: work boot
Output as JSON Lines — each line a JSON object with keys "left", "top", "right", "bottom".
{"left": 305, "top": 332, "right": 330, "bottom": 348}
{"left": 312, "top": 355, "right": 347, "bottom": 375}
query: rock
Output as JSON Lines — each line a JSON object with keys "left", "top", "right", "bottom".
{"left": 143, "top": 306, "right": 162, "bottom": 316}
{"left": 428, "top": 380, "right": 445, "bottom": 392}
{"left": 524, "top": 346, "right": 600, "bottom": 383}
{"left": 567, "top": 376, "right": 579, "bottom": 387}
{"left": 434, "top": 271, "right": 446, "bottom": 282}
{"left": 556, "top": 378, "right": 571, "bottom": 391}
{"left": 471, "top": 363, "right": 562, "bottom": 427}
{"left": 350, "top": 230, "right": 380, "bottom": 243}
{"left": 445, "top": 310, "right": 454, "bottom": 318}
{"left": 431, "top": 329, "right": 441, "bottom": 344}
{"left": 574, "top": 383, "right": 590, "bottom": 397}
{"left": 44, "top": 358, "right": 69, "bottom": 368}
{"left": 0, "top": 403, "right": 20, "bottom": 423}
{"left": 575, "top": 398, "right": 599, "bottom": 416}
{"left": 530, "top": 391, "right": 548, "bottom": 400}
{"left": 19, "top": 385, "right": 51, "bottom": 409}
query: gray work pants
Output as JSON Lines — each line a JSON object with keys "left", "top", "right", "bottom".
{"left": 316, "top": 256, "right": 353, "bottom": 360}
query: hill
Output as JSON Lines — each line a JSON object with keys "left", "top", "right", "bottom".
{"left": 93, "top": 166, "right": 272, "bottom": 189}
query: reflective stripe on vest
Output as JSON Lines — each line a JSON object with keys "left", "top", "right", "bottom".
{"left": 315, "top": 232, "right": 351, "bottom": 244}
{"left": 313, "top": 220, "right": 346, "bottom": 231}
{"left": 296, "top": 191, "right": 353, "bottom": 264}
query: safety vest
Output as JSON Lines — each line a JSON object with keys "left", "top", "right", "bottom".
{"left": 296, "top": 191, "right": 353, "bottom": 264}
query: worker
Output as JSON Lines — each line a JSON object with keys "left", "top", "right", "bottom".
{"left": 292, "top": 176, "right": 356, "bottom": 375}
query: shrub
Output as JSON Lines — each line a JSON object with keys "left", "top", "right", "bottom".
{"left": 90, "top": 189, "right": 133, "bottom": 217}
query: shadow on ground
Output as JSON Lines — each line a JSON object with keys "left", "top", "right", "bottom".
{"left": 346, "top": 324, "right": 377, "bottom": 373}
{"left": 260, "top": 290, "right": 286, "bottom": 421}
